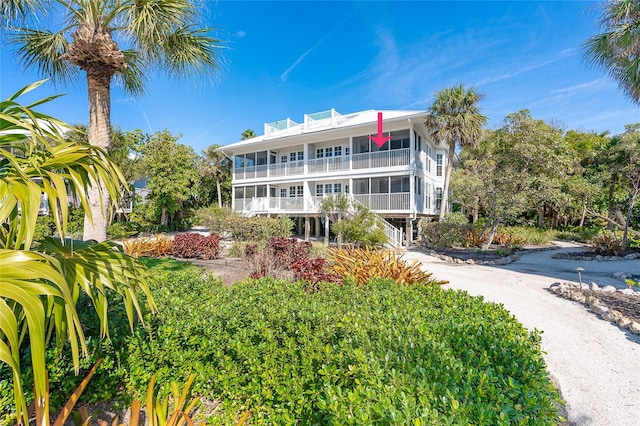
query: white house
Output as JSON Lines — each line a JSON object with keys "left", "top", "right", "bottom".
{"left": 220, "top": 109, "right": 449, "bottom": 246}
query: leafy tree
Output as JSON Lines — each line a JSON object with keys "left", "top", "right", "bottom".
{"left": 584, "top": 0, "right": 640, "bottom": 104}
{"left": 7, "top": 0, "right": 222, "bottom": 241}
{"left": 199, "top": 144, "right": 232, "bottom": 208}
{"left": 0, "top": 81, "right": 153, "bottom": 426}
{"left": 319, "top": 194, "right": 388, "bottom": 246}
{"left": 241, "top": 129, "right": 257, "bottom": 140}
{"left": 587, "top": 125, "right": 640, "bottom": 248}
{"left": 459, "top": 111, "right": 572, "bottom": 248}
{"left": 425, "top": 85, "right": 487, "bottom": 221}
{"left": 141, "top": 130, "right": 199, "bottom": 228}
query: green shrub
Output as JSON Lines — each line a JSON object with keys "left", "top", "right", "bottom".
{"left": 443, "top": 211, "right": 469, "bottom": 225}
{"left": 419, "top": 221, "right": 470, "bottom": 248}
{"left": 591, "top": 231, "right": 624, "bottom": 256}
{"left": 120, "top": 273, "right": 560, "bottom": 424}
{"left": 502, "top": 226, "right": 553, "bottom": 246}
{"left": 554, "top": 226, "right": 600, "bottom": 243}
{"left": 194, "top": 206, "right": 238, "bottom": 235}
{"left": 107, "top": 221, "right": 140, "bottom": 239}
{"left": 229, "top": 216, "right": 293, "bottom": 241}
{"left": 4, "top": 265, "right": 560, "bottom": 424}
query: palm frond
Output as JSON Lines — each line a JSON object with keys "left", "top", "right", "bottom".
{"left": 10, "top": 28, "right": 79, "bottom": 84}
{"left": 115, "top": 49, "right": 147, "bottom": 96}
{"left": 160, "top": 26, "right": 223, "bottom": 79}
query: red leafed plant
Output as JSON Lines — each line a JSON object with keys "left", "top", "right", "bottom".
{"left": 244, "top": 237, "right": 338, "bottom": 285}
{"left": 172, "top": 233, "right": 221, "bottom": 259}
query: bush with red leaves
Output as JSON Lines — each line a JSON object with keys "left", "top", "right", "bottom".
{"left": 172, "top": 233, "right": 221, "bottom": 259}
{"left": 244, "top": 237, "right": 338, "bottom": 285}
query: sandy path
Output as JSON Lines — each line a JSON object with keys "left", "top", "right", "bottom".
{"left": 403, "top": 246, "right": 640, "bottom": 426}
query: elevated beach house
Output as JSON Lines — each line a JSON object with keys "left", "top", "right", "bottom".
{"left": 220, "top": 109, "right": 449, "bottom": 246}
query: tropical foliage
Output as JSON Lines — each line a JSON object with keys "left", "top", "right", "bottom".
{"left": 584, "top": 0, "right": 640, "bottom": 104}
{"left": 0, "top": 81, "right": 154, "bottom": 425}
{"left": 424, "top": 85, "right": 487, "bottom": 221}
{"left": 7, "top": 0, "right": 222, "bottom": 240}
{"left": 118, "top": 271, "right": 561, "bottom": 424}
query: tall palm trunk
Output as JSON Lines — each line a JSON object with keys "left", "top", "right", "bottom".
{"left": 438, "top": 142, "right": 455, "bottom": 221}
{"left": 83, "top": 71, "right": 111, "bottom": 241}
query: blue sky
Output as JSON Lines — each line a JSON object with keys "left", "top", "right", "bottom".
{"left": 1, "top": 1, "right": 639, "bottom": 154}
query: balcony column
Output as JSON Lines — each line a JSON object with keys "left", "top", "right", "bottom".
{"left": 315, "top": 217, "right": 321, "bottom": 237}
{"left": 348, "top": 136, "right": 353, "bottom": 170}
{"left": 405, "top": 219, "right": 413, "bottom": 247}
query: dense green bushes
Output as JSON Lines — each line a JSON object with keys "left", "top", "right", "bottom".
{"left": 196, "top": 207, "right": 294, "bottom": 241}
{"left": 2, "top": 265, "right": 561, "bottom": 424}
{"left": 123, "top": 274, "right": 560, "bottom": 424}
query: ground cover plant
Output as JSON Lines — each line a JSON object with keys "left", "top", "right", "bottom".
{"left": 122, "top": 272, "right": 561, "bottom": 424}
{"left": 2, "top": 259, "right": 562, "bottom": 424}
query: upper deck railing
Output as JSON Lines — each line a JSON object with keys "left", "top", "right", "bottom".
{"left": 233, "top": 148, "right": 411, "bottom": 181}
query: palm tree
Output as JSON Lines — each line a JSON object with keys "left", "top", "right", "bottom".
{"left": 424, "top": 85, "right": 487, "bottom": 221}
{"left": 241, "top": 129, "right": 257, "bottom": 140}
{"left": 8, "top": 0, "right": 222, "bottom": 241}
{"left": 584, "top": 0, "right": 640, "bottom": 104}
{"left": 1, "top": 80, "right": 154, "bottom": 426}
{"left": 202, "top": 144, "right": 232, "bottom": 207}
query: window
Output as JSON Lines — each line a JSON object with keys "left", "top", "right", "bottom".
{"left": 234, "top": 187, "right": 245, "bottom": 199}
{"left": 280, "top": 188, "right": 287, "bottom": 198}
{"left": 297, "top": 151, "right": 304, "bottom": 161}
{"left": 354, "top": 136, "right": 370, "bottom": 154}
{"left": 334, "top": 146, "right": 342, "bottom": 156}
{"left": 425, "top": 183, "right": 431, "bottom": 209}
{"left": 345, "top": 184, "right": 350, "bottom": 194}
{"left": 316, "top": 149, "right": 324, "bottom": 159}
{"left": 245, "top": 186, "right": 255, "bottom": 198}
{"left": 270, "top": 152, "right": 277, "bottom": 164}
{"left": 256, "top": 151, "right": 267, "bottom": 166}
{"left": 416, "top": 177, "right": 422, "bottom": 195}
{"left": 334, "top": 183, "right": 342, "bottom": 193}
{"left": 371, "top": 177, "right": 389, "bottom": 194}
{"left": 435, "top": 187, "right": 443, "bottom": 210}
{"left": 297, "top": 185, "right": 304, "bottom": 197}
{"left": 354, "top": 178, "right": 369, "bottom": 194}
{"left": 290, "top": 152, "right": 296, "bottom": 162}
{"left": 281, "top": 155, "right": 288, "bottom": 163}
{"left": 256, "top": 185, "right": 267, "bottom": 197}
{"left": 390, "top": 176, "right": 410, "bottom": 193}
{"left": 325, "top": 147, "right": 333, "bottom": 157}
{"left": 289, "top": 186, "right": 296, "bottom": 198}
{"left": 345, "top": 147, "right": 351, "bottom": 156}
{"left": 390, "top": 130, "right": 410, "bottom": 150}
{"left": 316, "top": 185, "right": 323, "bottom": 196}
{"left": 324, "top": 183, "right": 333, "bottom": 194}
{"left": 436, "top": 154, "right": 443, "bottom": 176}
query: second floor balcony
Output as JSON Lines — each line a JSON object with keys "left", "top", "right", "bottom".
{"left": 233, "top": 148, "right": 411, "bottom": 181}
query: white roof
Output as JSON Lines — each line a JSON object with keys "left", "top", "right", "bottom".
{"left": 219, "top": 109, "right": 427, "bottom": 152}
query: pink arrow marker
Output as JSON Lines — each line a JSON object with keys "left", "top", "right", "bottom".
{"left": 369, "top": 112, "right": 392, "bottom": 148}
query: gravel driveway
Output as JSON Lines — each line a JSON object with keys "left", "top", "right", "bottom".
{"left": 403, "top": 244, "right": 640, "bottom": 426}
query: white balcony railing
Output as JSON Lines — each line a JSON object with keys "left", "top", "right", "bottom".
{"left": 233, "top": 194, "right": 405, "bottom": 246}
{"left": 353, "top": 193, "right": 410, "bottom": 211}
{"left": 307, "top": 156, "right": 350, "bottom": 174}
{"left": 352, "top": 148, "right": 410, "bottom": 170}
{"left": 233, "top": 148, "right": 411, "bottom": 181}
{"left": 235, "top": 193, "right": 410, "bottom": 214}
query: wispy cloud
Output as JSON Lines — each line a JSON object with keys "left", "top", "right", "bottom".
{"left": 235, "top": 30, "right": 246, "bottom": 38}
{"left": 475, "top": 49, "right": 574, "bottom": 87}
{"left": 280, "top": 14, "right": 352, "bottom": 82}
{"left": 190, "top": 116, "right": 229, "bottom": 146}
{"left": 548, "top": 77, "right": 609, "bottom": 96}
